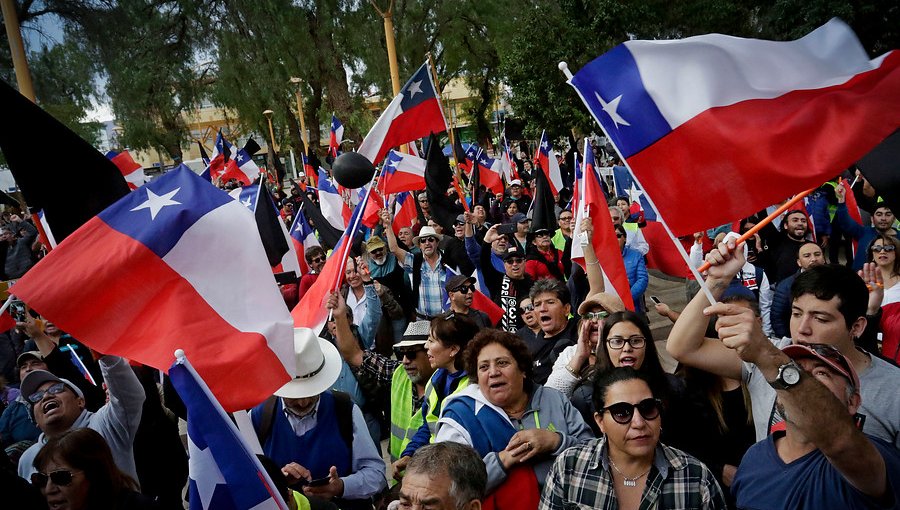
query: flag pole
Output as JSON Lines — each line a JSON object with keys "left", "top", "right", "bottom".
{"left": 559, "top": 61, "right": 718, "bottom": 306}
{"left": 426, "top": 52, "right": 467, "bottom": 197}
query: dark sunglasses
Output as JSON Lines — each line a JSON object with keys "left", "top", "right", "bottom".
{"left": 601, "top": 398, "right": 663, "bottom": 424}
{"left": 419, "top": 237, "right": 437, "bottom": 244}
{"left": 559, "top": 216, "right": 573, "bottom": 221}
{"left": 31, "top": 469, "right": 81, "bottom": 487}
{"left": 28, "top": 382, "right": 68, "bottom": 404}
{"left": 452, "top": 285, "right": 474, "bottom": 294}
{"left": 616, "top": 233, "right": 626, "bottom": 238}
{"left": 369, "top": 248, "right": 385, "bottom": 256}
{"left": 504, "top": 257, "right": 525, "bottom": 264}
{"left": 519, "top": 304, "right": 535, "bottom": 314}
{"left": 393, "top": 347, "right": 424, "bottom": 360}
{"left": 872, "top": 244, "right": 896, "bottom": 253}
{"left": 310, "top": 256, "right": 326, "bottom": 264}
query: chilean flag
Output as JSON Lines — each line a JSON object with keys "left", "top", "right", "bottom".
{"left": 292, "top": 184, "right": 374, "bottom": 333}
{"left": 288, "top": 206, "right": 320, "bottom": 276}
{"left": 357, "top": 62, "right": 448, "bottom": 165}
{"left": 381, "top": 149, "right": 426, "bottom": 194}
{"left": 317, "top": 168, "right": 347, "bottom": 230}
{"left": 220, "top": 147, "right": 260, "bottom": 186}
{"left": 205, "top": 132, "right": 233, "bottom": 183}
{"left": 361, "top": 184, "right": 385, "bottom": 228}
{"left": 106, "top": 150, "right": 145, "bottom": 190}
{"left": 536, "top": 131, "right": 564, "bottom": 196}
{"left": 474, "top": 151, "right": 505, "bottom": 195}
{"left": 571, "top": 144, "right": 634, "bottom": 310}
{"left": 569, "top": 18, "right": 900, "bottom": 237}
{"left": 500, "top": 141, "right": 519, "bottom": 183}
{"left": 329, "top": 115, "right": 344, "bottom": 157}
{"left": 472, "top": 269, "right": 503, "bottom": 325}
{"left": 460, "top": 144, "right": 479, "bottom": 174}
{"left": 392, "top": 191, "right": 418, "bottom": 236}
{"left": 10, "top": 166, "right": 296, "bottom": 411}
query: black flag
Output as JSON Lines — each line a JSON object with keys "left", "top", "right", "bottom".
{"left": 253, "top": 184, "right": 291, "bottom": 267}
{"left": 857, "top": 129, "right": 900, "bottom": 218}
{"left": 0, "top": 81, "right": 130, "bottom": 243}
{"left": 424, "top": 133, "right": 462, "bottom": 231}
{"left": 531, "top": 161, "right": 557, "bottom": 234}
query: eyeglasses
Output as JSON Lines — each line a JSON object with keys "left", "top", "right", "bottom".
{"left": 607, "top": 335, "right": 646, "bottom": 350}
{"left": 418, "top": 199, "right": 429, "bottom": 204}
{"left": 31, "top": 469, "right": 82, "bottom": 487}
{"left": 581, "top": 310, "right": 609, "bottom": 321}
{"left": 559, "top": 216, "right": 573, "bottom": 222}
{"left": 393, "top": 347, "right": 424, "bottom": 360}
{"left": 872, "top": 244, "right": 896, "bottom": 253}
{"left": 601, "top": 398, "right": 663, "bottom": 424}
{"left": 419, "top": 237, "right": 437, "bottom": 244}
{"left": 28, "top": 382, "right": 68, "bottom": 404}
{"left": 519, "top": 304, "right": 535, "bottom": 314}
{"left": 369, "top": 248, "right": 385, "bottom": 257}
{"left": 310, "top": 256, "right": 326, "bottom": 264}
{"left": 454, "top": 222, "right": 465, "bottom": 227}
{"left": 504, "top": 257, "right": 524, "bottom": 265}
{"left": 452, "top": 285, "right": 474, "bottom": 294}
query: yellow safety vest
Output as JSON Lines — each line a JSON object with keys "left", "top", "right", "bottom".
{"left": 423, "top": 371, "right": 470, "bottom": 437}
{"left": 389, "top": 367, "right": 424, "bottom": 462}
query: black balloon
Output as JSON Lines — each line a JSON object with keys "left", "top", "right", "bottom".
{"left": 331, "top": 152, "right": 376, "bottom": 189}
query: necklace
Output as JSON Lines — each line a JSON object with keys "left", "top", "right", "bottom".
{"left": 609, "top": 460, "right": 650, "bottom": 487}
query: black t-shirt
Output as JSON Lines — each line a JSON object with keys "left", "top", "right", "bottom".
{"left": 524, "top": 319, "right": 577, "bottom": 385}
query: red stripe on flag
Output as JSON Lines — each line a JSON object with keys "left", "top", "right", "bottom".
{"left": 11, "top": 219, "right": 290, "bottom": 411}
{"left": 627, "top": 52, "right": 900, "bottom": 236}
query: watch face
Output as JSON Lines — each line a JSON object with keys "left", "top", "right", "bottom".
{"left": 784, "top": 365, "right": 802, "bottom": 385}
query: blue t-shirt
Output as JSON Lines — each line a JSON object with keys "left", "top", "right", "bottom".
{"left": 733, "top": 431, "right": 900, "bottom": 509}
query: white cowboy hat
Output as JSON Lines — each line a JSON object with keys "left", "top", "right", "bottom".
{"left": 274, "top": 328, "right": 342, "bottom": 399}
{"left": 412, "top": 225, "right": 444, "bottom": 245}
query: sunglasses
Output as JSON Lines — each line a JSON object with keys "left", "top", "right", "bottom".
{"left": 310, "top": 256, "right": 326, "bottom": 264}
{"left": 616, "top": 233, "right": 626, "bottom": 238}
{"left": 872, "top": 244, "right": 896, "bottom": 253}
{"left": 559, "top": 216, "right": 573, "bottom": 221}
{"left": 31, "top": 469, "right": 81, "bottom": 487}
{"left": 519, "top": 304, "right": 535, "bottom": 314}
{"left": 419, "top": 237, "right": 437, "bottom": 244}
{"left": 600, "top": 398, "right": 663, "bottom": 424}
{"left": 452, "top": 285, "right": 474, "bottom": 294}
{"left": 607, "top": 335, "right": 646, "bottom": 350}
{"left": 394, "top": 347, "right": 424, "bottom": 360}
{"left": 28, "top": 382, "right": 68, "bottom": 404}
{"left": 369, "top": 248, "right": 385, "bottom": 256}
{"left": 798, "top": 342, "right": 855, "bottom": 382}
{"left": 504, "top": 257, "right": 525, "bottom": 264}
{"left": 581, "top": 310, "right": 609, "bottom": 321}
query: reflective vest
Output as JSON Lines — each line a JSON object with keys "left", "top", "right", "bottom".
{"left": 423, "top": 371, "right": 470, "bottom": 437}
{"left": 389, "top": 367, "right": 423, "bottom": 462}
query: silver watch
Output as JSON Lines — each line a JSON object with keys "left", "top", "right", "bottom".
{"left": 770, "top": 360, "right": 802, "bottom": 390}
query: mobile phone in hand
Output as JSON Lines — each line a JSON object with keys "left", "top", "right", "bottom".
{"left": 650, "top": 296, "right": 661, "bottom": 305}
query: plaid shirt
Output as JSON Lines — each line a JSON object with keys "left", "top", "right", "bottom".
{"left": 358, "top": 350, "right": 425, "bottom": 414}
{"left": 539, "top": 437, "right": 727, "bottom": 510}
{"left": 402, "top": 252, "right": 448, "bottom": 318}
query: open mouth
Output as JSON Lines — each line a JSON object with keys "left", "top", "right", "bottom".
{"left": 619, "top": 356, "right": 637, "bottom": 367}
{"left": 42, "top": 400, "right": 60, "bottom": 414}
{"left": 489, "top": 381, "right": 507, "bottom": 390}
{"left": 539, "top": 314, "right": 552, "bottom": 325}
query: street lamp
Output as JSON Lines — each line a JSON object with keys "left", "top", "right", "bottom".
{"left": 289, "top": 77, "right": 309, "bottom": 154}
{"left": 263, "top": 109, "right": 277, "bottom": 154}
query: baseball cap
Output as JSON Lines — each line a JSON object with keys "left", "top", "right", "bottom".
{"left": 455, "top": 214, "right": 466, "bottom": 225}
{"left": 782, "top": 343, "right": 860, "bottom": 392}
{"left": 511, "top": 213, "right": 528, "bottom": 224}
{"left": 16, "top": 351, "right": 44, "bottom": 368}
{"left": 445, "top": 274, "right": 475, "bottom": 293}
{"left": 502, "top": 245, "right": 525, "bottom": 261}
{"left": 20, "top": 370, "right": 85, "bottom": 401}
{"left": 394, "top": 320, "right": 431, "bottom": 348}
{"left": 510, "top": 179, "right": 522, "bottom": 186}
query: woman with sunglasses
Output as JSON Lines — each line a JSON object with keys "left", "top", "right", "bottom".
{"left": 32, "top": 428, "right": 166, "bottom": 510}
{"left": 868, "top": 235, "right": 900, "bottom": 362}
{"left": 391, "top": 313, "right": 480, "bottom": 479}
{"left": 540, "top": 367, "right": 726, "bottom": 509}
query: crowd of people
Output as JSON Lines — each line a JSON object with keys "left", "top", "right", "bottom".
{"left": 0, "top": 141, "right": 899, "bottom": 510}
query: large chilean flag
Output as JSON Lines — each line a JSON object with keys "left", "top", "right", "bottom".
{"left": 569, "top": 18, "right": 900, "bottom": 237}
{"left": 357, "top": 62, "right": 447, "bottom": 165}
{"left": 10, "top": 167, "right": 296, "bottom": 411}
{"left": 381, "top": 149, "right": 426, "bottom": 194}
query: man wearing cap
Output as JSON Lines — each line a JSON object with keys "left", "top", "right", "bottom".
{"left": 725, "top": 334, "right": 900, "bottom": 507}
{"left": 509, "top": 212, "right": 530, "bottom": 251}
{"left": 326, "top": 292, "right": 434, "bottom": 478}
{"left": 668, "top": 242, "right": 900, "bottom": 449}
{"left": 251, "top": 328, "right": 386, "bottom": 509}
{"left": 0, "top": 352, "right": 46, "bottom": 452}
{"left": 17, "top": 353, "right": 145, "bottom": 482}
{"left": 494, "top": 244, "right": 535, "bottom": 333}
{"left": 445, "top": 275, "right": 491, "bottom": 328}
{"left": 464, "top": 213, "right": 508, "bottom": 294}
{"left": 502, "top": 179, "right": 531, "bottom": 215}
{"left": 835, "top": 186, "right": 899, "bottom": 269}
{"left": 381, "top": 209, "right": 456, "bottom": 320}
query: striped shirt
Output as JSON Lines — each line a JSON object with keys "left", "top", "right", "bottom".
{"left": 539, "top": 437, "right": 727, "bottom": 510}
{"left": 402, "top": 252, "right": 448, "bottom": 318}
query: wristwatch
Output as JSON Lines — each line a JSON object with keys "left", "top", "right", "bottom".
{"left": 769, "top": 360, "right": 802, "bottom": 390}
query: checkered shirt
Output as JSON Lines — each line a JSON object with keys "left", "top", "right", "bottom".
{"left": 402, "top": 252, "right": 448, "bottom": 318}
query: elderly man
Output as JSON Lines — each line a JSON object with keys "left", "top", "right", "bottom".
{"left": 398, "top": 442, "right": 487, "bottom": 510}
{"left": 17, "top": 354, "right": 145, "bottom": 482}
{"left": 551, "top": 209, "right": 573, "bottom": 252}
{"left": 251, "top": 328, "right": 386, "bottom": 510}
{"left": 668, "top": 241, "right": 900, "bottom": 448}
{"left": 729, "top": 337, "right": 900, "bottom": 508}
{"left": 526, "top": 278, "right": 578, "bottom": 385}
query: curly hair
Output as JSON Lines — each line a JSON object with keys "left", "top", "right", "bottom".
{"left": 463, "top": 329, "right": 534, "bottom": 383}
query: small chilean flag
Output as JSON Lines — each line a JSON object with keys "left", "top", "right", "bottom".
{"left": 568, "top": 18, "right": 900, "bottom": 236}
{"left": 106, "top": 150, "right": 145, "bottom": 190}
{"left": 317, "top": 168, "right": 347, "bottom": 230}
{"left": 357, "top": 62, "right": 447, "bottom": 165}
{"left": 536, "top": 130, "right": 563, "bottom": 196}
{"left": 392, "top": 191, "right": 418, "bottom": 236}
{"left": 11, "top": 166, "right": 296, "bottom": 411}
{"left": 473, "top": 151, "right": 504, "bottom": 195}
{"left": 288, "top": 206, "right": 320, "bottom": 276}
{"left": 329, "top": 115, "right": 344, "bottom": 157}
{"left": 381, "top": 150, "right": 426, "bottom": 194}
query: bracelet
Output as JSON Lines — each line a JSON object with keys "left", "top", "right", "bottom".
{"left": 866, "top": 282, "right": 884, "bottom": 291}
{"left": 564, "top": 364, "right": 581, "bottom": 380}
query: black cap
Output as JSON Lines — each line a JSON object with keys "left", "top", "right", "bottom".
{"left": 445, "top": 274, "right": 475, "bottom": 292}
{"left": 502, "top": 245, "right": 525, "bottom": 261}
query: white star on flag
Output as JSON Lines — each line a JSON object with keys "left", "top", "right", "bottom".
{"left": 236, "top": 152, "right": 244, "bottom": 162}
{"left": 130, "top": 187, "right": 182, "bottom": 220}
{"left": 407, "top": 80, "right": 423, "bottom": 98}
{"left": 595, "top": 92, "right": 631, "bottom": 128}
{"left": 187, "top": 435, "right": 225, "bottom": 510}
{"left": 541, "top": 140, "right": 549, "bottom": 151}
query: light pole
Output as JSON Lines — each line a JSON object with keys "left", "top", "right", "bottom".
{"left": 289, "top": 77, "right": 309, "bottom": 155}
{"left": 263, "top": 109, "right": 277, "bottom": 152}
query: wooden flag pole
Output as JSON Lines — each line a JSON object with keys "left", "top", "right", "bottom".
{"left": 559, "top": 61, "right": 718, "bottom": 306}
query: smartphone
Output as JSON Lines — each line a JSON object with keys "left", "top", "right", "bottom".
{"left": 9, "top": 300, "right": 26, "bottom": 322}
{"left": 305, "top": 476, "right": 331, "bottom": 487}
{"left": 497, "top": 223, "right": 517, "bottom": 235}
{"left": 649, "top": 296, "right": 661, "bottom": 305}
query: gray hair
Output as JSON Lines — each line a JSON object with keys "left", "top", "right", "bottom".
{"left": 406, "top": 442, "right": 486, "bottom": 509}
